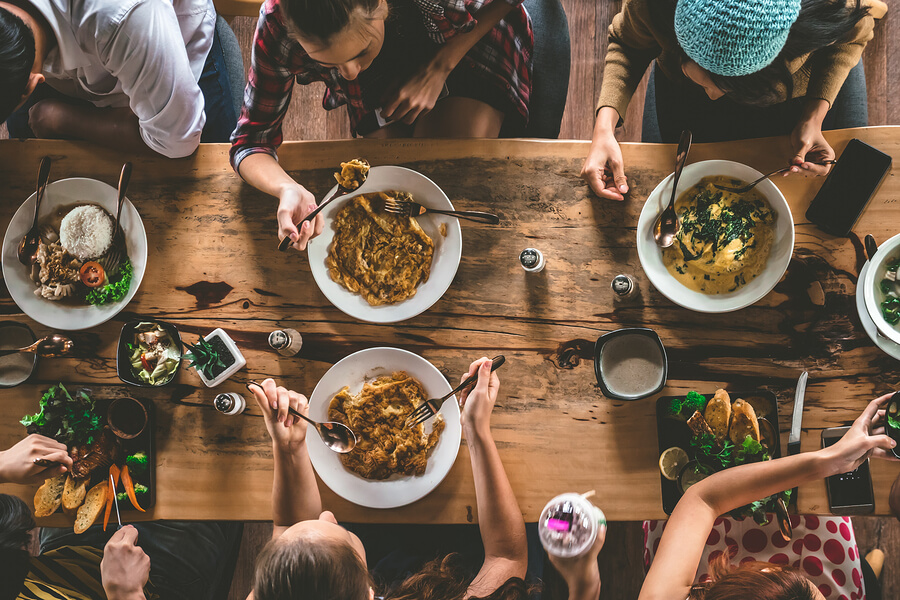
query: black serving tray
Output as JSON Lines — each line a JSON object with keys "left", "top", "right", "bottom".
{"left": 655, "top": 390, "right": 780, "bottom": 514}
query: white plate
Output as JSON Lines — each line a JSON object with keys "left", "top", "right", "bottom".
{"left": 636, "top": 160, "right": 795, "bottom": 313}
{"left": 306, "top": 347, "right": 462, "bottom": 509}
{"left": 1, "top": 178, "right": 148, "bottom": 330}
{"left": 307, "top": 166, "right": 462, "bottom": 323}
{"left": 858, "top": 260, "right": 900, "bottom": 360}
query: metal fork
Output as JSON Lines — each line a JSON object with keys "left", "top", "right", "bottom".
{"left": 406, "top": 355, "right": 506, "bottom": 428}
{"left": 382, "top": 198, "right": 500, "bottom": 225}
{"left": 713, "top": 160, "right": 837, "bottom": 194}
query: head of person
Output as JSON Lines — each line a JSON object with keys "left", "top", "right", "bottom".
{"left": 689, "top": 559, "right": 822, "bottom": 600}
{"left": 0, "top": 494, "right": 36, "bottom": 600}
{"left": 280, "top": 0, "right": 389, "bottom": 81}
{"left": 672, "top": 0, "right": 870, "bottom": 105}
{"left": 0, "top": 2, "right": 44, "bottom": 123}
{"left": 253, "top": 511, "right": 532, "bottom": 600}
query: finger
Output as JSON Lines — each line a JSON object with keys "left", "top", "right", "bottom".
{"left": 117, "top": 525, "right": 139, "bottom": 544}
{"left": 584, "top": 170, "right": 610, "bottom": 198}
{"left": 801, "top": 162, "right": 829, "bottom": 176}
{"left": 33, "top": 434, "right": 68, "bottom": 452}
{"left": 871, "top": 448, "right": 900, "bottom": 461}
{"left": 858, "top": 395, "right": 892, "bottom": 428}
{"left": 313, "top": 212, "right": 325, "bottom": 237}
{"left": 37, "top": 449, "right": 73, "bottom": 469}
{"left": 276, "top": 386, "right": 291, "bottom": 424}
{"left": 791, "top": 143, "right": 811, "bottom": 166}
{"left": 610, "top": 160, "right": 629, "bottom": 195}
{"left": 402, "top": 106, "right": 423, "bottom": 126}
{"left": 473, "top": 358, "right": 493, "bottom": 396}
{"left": 382, "top": 95, "right": 402, "bottom": 121}
{"left": 277, "top": 210, "right": 299, "bottom": 244}
{"left": 869, "top": 434, "right": 897, "bottom": 453}
{"left": 247, "top": 381, "right": 272, "bottom": 415}
{"left": 458, "top": 372, "right": 472, "bottom": 406}
{"left": 293, "top": 220, "right": 313, "bottom": 252}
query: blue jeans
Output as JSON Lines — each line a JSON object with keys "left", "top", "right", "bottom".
{"left": 7, "top": 26, "right": 236, "bottom": 144}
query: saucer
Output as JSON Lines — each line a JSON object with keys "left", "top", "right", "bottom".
{"left": 857, "top": 261, "right": 900, "bottom": 360}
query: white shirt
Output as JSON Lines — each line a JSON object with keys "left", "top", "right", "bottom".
{"left": 31, "top": 0, "right": 216, "bottom": 158}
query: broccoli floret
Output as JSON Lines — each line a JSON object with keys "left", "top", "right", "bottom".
{"left": 665, "top": 397, "right": 685, "bottom": 417}
{"left": 125, "top": 452, "right": 149, "bottom": 473}
{"left": 133, "top": 483, "right": 149, "bottom": 496}
{"left": 683, "top": 391, "right": 707, "bottom": 414}
{"left": 116, "top": 492, "right": 129, "bottom": 502}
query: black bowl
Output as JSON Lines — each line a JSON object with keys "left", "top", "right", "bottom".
{"left": 594, "top": 327, "right": 668, "bottom": 401}
{"left": 885, "top": 392, "right": 900, "bottom": 459}
{"left": 116, "top": 320, "right": 182, "bottom": 387}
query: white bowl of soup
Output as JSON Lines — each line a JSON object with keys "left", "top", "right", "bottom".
{"left": 862, "top": 232, "right": 900, "bottom": 347}
{"left": 636, "top": 160, "right": 794, "bottom": 313}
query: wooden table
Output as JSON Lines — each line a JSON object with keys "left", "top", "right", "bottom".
{"left": 1, "top": 129, "right": 899, "bottom": 524}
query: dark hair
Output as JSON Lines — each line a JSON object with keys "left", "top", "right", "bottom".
{"left": 384, "top": 553, "right": 535, "bottom": 600}
{"left": 280, "top": 0, "right": 382, "bottom": 45}
{"left": 661, "top": 0, "right": 871, "bottom": 106}
{"left": 0, "top": 6, "right": 35, "bottom": 123}
{"left": 688, "top": 557, "right": 817, "bottom": 600}
{"left": 252, "top": 534, "right": 372, "bottom": 600}
{"left": 0, "top": 494, "right": 36, "bottom": 600}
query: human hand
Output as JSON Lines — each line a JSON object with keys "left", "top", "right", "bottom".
{"left": 248, "top": 379, "right": 309, "bottom": 451}
{"left": 459, "top": 357, "right": 500, "bottom": 437}
{"left": 581, "top": 128, "right": 628, "bottom": 201}
{"left": 0, "top": 434, "right": 72, "bottom": 484}
{"left": 548, "top": 520, "right": 606, "bottom": 600}
{"left": 101, "top": 525, "right": 150, "bottom": 600}
{"left": 276, "top": 184, "right": 323, "bottom": 251}
{"left": 822, "top": 393, "right": 898, "bottom": 476}
{"left": 28, "top": 98, "right": 73, "bottom": 139}
{"left": 785, "top": 118, "right": 835, "bottom": 178}
{"left": 382, "top": 62, "right": 449, "bottom": 125}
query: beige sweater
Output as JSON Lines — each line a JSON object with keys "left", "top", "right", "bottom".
{"left": 596, "top": 0, "right": 888, "bottom": 120}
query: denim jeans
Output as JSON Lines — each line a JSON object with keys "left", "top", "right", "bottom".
{"left": 7, "top": 26, "right": 236, "bottom": 144}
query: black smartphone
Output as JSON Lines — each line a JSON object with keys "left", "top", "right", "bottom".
{"left": 821, "top": 426, "right": 875, "bottom": 515}
{"left": 805, "top": 138, "right": 892, "bottom": 237}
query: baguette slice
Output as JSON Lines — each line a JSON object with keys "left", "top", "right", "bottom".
{"left": 34, "top": 474, "right": 67, "bottom": 517}
{"left": 730, "top": 398, "right": 761, "bottom": 445}
{"left": 704, "top": 389, "right": 732, "bottom": 442}
{"left": 62, "top": 475, "right": 88, "bottom": 515}
{"left": 74, "top": 481, "right": 108, "bottom": 534}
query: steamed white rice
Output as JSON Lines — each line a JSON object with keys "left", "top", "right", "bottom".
{"left": 60, "top": 205, "right": 114, "bottom": 261}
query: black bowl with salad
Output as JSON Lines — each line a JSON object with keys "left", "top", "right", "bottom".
{"left": 117, "top": 321, "right": 182, "bottom": 387}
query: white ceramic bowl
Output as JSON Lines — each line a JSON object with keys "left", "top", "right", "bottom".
{"left": 862, "top": 233, "right": 900, "bottom": 347}
{"left": 1, "top": 178, "right": 148, "bottom": 330}
{"left": 306, "top": 347, "right": 461, "bottom": 509}
{"left": 307, "top": 166, "right": 462, "bottom": 323}
{"left": 636, "top": 160, "right": 795, "bottom": 313}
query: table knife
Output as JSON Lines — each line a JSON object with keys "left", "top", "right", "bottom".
{"left": 787, "top": 371, "right": 808, "bottom": 456}
{"left": 110, "top": 473, "right": 123, "bottom": 530}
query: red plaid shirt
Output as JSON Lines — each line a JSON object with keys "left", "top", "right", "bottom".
{"left": 230, "top": 0, "right": 532, "bottom": 171}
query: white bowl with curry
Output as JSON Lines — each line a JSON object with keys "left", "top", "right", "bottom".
{"left": 636, "top": 160, "right": 794, "bottom": 313}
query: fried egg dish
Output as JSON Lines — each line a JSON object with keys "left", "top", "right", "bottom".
{"left": 326, "top": 192, "right": 434, "bottom": 306}
{"left": 328, "top": 372, "right": 445, "bottom": 480}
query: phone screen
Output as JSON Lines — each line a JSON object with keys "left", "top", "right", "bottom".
{"left": 805, "top": 139, "right": 893, "bottom": 237}
{"left": 822, "top": 430, "right": 875, "bottom": 511}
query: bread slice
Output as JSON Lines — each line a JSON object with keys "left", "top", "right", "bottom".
{"left": 687, "top": 410, "right": 716, "bottom": 441}
{"left": 34, "top": 474, "right": 67, "bottom": 517}
{"left": 62, "top": 475, "right": 88, "bottom": 515}
{"left": 74, "top": 481, "right": 108, "bottom": 534}
{"left": 704, "top": 389, "right": 732, "bottom": 441}
{"left": 729, "top": 398, "right": 761, "bottom": 445}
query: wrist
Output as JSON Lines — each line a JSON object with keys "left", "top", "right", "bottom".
{"left": 0, "top": 451, "right": 9, "bottom": 484}
{"left": 593, "top": 107, "right": 619, "bottom": 137}
{"left": 814, "top": 446, "right": 840, "bottom": 478}
{"left": 463, "top": 423, "right": 492, "bottom": 446}
{"left": 273, "top": 440, "right": 308, "bottom": 457}
{"left": 799, "top": 98, "right": 829, "bottom": 127}
{"left": 103, "top": 586, "right": 146, "bottom": 600}
{"left": 566, "top": 567, "right": 601, "bottom": 600}
{"left": 429, "top": 50, "right": 457, "bottom": 77}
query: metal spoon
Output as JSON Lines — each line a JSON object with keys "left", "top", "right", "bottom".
{"left": 246, "top": 381, "right": 357, "bottom": 453}
{"left": 277, "top": 159, "right": 370, "bottom": 252}
{"left": 112, "top": 162, "right": 132, "bottom": 247}
{"left": 653, "top": 130, "right": 692, "bottom": 248}
{"left": 713, "top": 160, "right": 837, "bottom": 194}
{"left": 17, "top": 156, "right": 52, "bottom": 265}
{"left": 0, "top": 334, "right": 74, "bottom": 358}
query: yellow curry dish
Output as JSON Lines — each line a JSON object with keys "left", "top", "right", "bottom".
{"left": 334, "top": 158, "right": 370, "bottom": 190}
{"left": 662, "top": 176, "right": 776, "bottom": 294}
{"left": 326, "top": 191, "right": 434, "bottom": 306}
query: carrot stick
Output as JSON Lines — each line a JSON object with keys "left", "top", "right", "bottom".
{"left": 120, "top": 465, "right": 145, "bottom": 512}
{"left": 103, "top": 465, "right": 120, "bottom": 531}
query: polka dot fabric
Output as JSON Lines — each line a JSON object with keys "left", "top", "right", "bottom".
{"left": 642, "top": 516, "right": 865, "bottom": 600}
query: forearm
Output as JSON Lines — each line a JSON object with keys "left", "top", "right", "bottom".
{"left": 60, "top": 106, "right": 147, "bottom": 153}
{"left": 466, "top": 426, "right": 527, "bottom": 561}
{"left": 104, "top": 590, "right": 146, "bottom": 600}
{"left": 798, "top": 98, "right": 829, "bottom": 129}
{"left": 272, "top": 444, "right": 321, "bottom": 528}
{"left": 237, "top": 152, "right": 301, "bottom": 199}
{"left": 430, "top": 1, "right": 514, "bottom": 74}
{"left": 566, "top": 569, "right": 601, "bottom": 600}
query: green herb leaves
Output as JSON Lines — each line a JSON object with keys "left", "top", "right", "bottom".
{"left": 20, "top": 384, "right": 102, "bottom": 446}
{"left": 85, "top": 259, "right": 133, "bottom": 305}
{"left": 185, "top": 337, "right": 227, "bottom": 380}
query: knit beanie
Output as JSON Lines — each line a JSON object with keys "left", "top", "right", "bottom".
{"left": 674, "top": 0, "right": 802, "bottom": 77}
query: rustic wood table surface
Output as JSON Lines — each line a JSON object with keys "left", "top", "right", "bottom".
{"left": 1, "top": 129, "right": 899, "bottom": 524}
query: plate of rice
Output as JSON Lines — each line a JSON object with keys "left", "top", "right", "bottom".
{"left": 1, "top": 178, "right": 148, "bottom": 330}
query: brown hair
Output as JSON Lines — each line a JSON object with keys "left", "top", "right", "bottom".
{"left": 384, "top": 553, "right": 535, "bottom": 600}
{"left": 688, "top": 556, "right": 817, "bottom": 600}
{"left": 280, "top": 0, "right": 383, "bottom": 45}
{"left": 252, "top": 534, "right": 372, "bottom": 600}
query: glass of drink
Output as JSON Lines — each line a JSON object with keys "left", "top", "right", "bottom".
{"left": 538, "top": 493, "right": 605, "bottom": 558}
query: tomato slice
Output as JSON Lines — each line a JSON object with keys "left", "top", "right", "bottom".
{"left": 79, "top": 262, "right": 106, "bottom": 288}
{"left": 140, "top": 354, "right": 152, "bottom": 372}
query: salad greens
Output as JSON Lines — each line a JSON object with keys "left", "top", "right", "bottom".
{"left": 665, "top": 390, "right": 708, "bottom": 419}
{"left": 879, "top": 257, "right": 900, "bottom": 325}
{"left": 20, "top": 384, "right": 102, "bottom": 446}
{"left": 86, "top": 259, "right": 133, "bottom": 306}
{"left": 129, "top": 322, "right": 180, "bottom": 385}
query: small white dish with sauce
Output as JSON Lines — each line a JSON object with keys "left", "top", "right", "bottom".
{"left": 594, "top": 328, "right": 667, "bottom": 400}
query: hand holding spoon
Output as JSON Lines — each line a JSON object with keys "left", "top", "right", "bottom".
{"left": 17, "top": 156, "right": 52, "bottom": 265}
{"left": 0, "top": 334, "right": 74, "bottom": 358}
{"left": 653, "top": 130, "right": 692, "bottom": 248}
{"left": 247, "top": 381, "right": 357, "bottom": 453}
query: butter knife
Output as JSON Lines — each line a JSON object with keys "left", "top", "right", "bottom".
{"left": 787, "top": 371, "right": 808, "bottom": 456}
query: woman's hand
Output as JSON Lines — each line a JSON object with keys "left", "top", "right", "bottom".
{"left": 277, "top": 184, "right": 323, "bottom": 251}
{"left": 248, "top": 379, "right": 310, "bottom": 451}
{"left": 548, "top": 521, "right": 605, "bottom": 600}
{"left": 459, "top": 357, "right": 500, "bottom": 437}
{"left": 0, "top": 434, "right": 72, "bottom": 484}
{"left": 822, "top": 393, "right": 898, "bottom": 476}
{"left": 581, "top": 108, "right": 628, "bottom": 201}
{"left": 786, "top": 99, "right": 835, "bottom": 178}
{"left": 382, "top": 62, "right": 450, "bottom": 126}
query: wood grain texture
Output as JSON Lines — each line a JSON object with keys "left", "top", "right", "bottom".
{"left": 1, "top": 131, "right": 899, "bottom": 527}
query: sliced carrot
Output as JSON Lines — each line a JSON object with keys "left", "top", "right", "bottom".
{"left": 120, "top": 465, "right": 146, "bottom": 512}
{"left": 103, "top": 465, "right": 120, "bottom": 531}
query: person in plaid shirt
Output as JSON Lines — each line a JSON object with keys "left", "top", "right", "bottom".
{"left": 230, "top": 0, "right": 532, "bottom": 251}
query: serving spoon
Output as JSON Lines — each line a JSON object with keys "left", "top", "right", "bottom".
{"left": 17, "top": 156, "right": 52, "bottom": 265}
{"left": 653, "top": 130, "right": 692, "bottom": 248}
{"left": 0, "top": 334, "right": 74, "bottom": 358}
{"left": 247, "top": 381, "right": 358, "bottom": 453}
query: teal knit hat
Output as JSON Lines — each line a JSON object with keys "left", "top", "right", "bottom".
{"left": 674, "top": 0, "right": 802, "bottom": 77}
